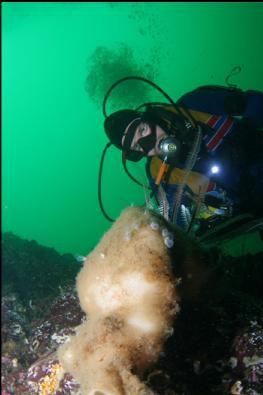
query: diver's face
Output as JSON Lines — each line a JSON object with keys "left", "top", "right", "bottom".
{"left": 122, "top": 122, "right": 168, "bottom": 156}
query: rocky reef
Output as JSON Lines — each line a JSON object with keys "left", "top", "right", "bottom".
{"left": 2, "top": 232, "right": 80, "bottom": 309}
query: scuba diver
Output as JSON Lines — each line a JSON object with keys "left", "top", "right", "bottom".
{"left": 101, "top": 74, "right": 263, "bottom": 235}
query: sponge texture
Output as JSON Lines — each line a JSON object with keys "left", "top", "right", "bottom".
{"left": 58, "top": 206, "right": 185, "bottom": 395}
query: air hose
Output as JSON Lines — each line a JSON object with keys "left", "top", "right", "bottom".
{"left": 171, "top": 125, "right": 203, "bottom": 226}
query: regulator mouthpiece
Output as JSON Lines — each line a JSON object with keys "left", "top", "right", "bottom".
{"left": 158, "top": 136, "right": 181, "bottom": 163}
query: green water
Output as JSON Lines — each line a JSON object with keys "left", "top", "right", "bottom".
{"left": 2, "top": 2, "right": 263, "bottom": 256}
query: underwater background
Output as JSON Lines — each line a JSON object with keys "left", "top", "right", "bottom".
{"left": 2, "top": 2, "right": 263, "bottom": 257}
{"left": 2, "top": 4, "right": 263, "bottom": 394}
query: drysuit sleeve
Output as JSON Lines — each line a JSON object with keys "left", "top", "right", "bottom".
{"left": 177, "top": 86, "right": 263, "bottom": 129}
{"left": 242, "top": 90, "right": 263, "bottom": 129}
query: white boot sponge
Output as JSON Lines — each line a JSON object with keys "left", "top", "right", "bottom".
{"left": 58, "top": 206, "right": 184, "bottom": 395}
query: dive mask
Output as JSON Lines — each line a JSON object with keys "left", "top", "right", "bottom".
{"left": 123, "top": 121, "right": 157, "bottom": 161}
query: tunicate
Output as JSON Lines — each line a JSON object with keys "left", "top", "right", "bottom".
{"left": 74, "top": 255, "right": 86, "bottom": 263}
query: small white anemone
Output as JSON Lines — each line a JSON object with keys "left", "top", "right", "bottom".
{"left": 164, "top": 236, "right": 174, "bottom": 248}
{"left": 63, "top": 348, "right": 75, "bottom": 364}
{"left": 162, "top": 228, "right": 169, "bottom": 237}
{"left": 150, "top": 221, "right": 159, "bottom": 230}
{"left": 123, "top": 230, "right": 131, "bottom": 241}
{"left": 131, "top": 222, "right": 140, "bottom": 231}
{"left": 165, "top": 327, "right": 174, "bottom": 337}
